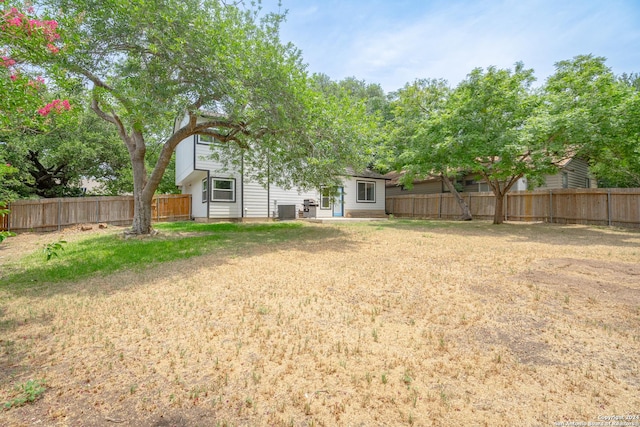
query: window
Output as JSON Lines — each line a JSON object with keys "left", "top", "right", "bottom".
{"left": 198, "top": 131, "right": 222, "bottom": 144}
{"left": 562, "top": 172, "right": 569, "bottom": 189}
{"left": 202, "top": 178, "right": 208, "bottom": 203}
{"left": 585, "top": 177, "right": 591, "bottom": 188}
{"left": 211, "top": 178, "right": 235, "bottom": 202}
{"left": 320, "top": 188, "right": 331, "bottom": 209}
{"left": 357, "top": 181, "right": 375, "bottom": 203}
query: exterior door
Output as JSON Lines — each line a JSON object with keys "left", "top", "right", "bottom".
{"left": 332, "top": 187, "right": 344, "bottom": 217}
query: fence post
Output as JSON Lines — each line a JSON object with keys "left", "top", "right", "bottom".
{"left": 96, "top": 199, "right": 99, "bottom": 223}
{"left": 57, "top": 198, "right": 61, "bottom": 231}
{"left": 549, "top": 190, "right": 553, "bottom": 224}
{"left": 7, "top": 201, "right": 10, "bottom": 232}
{"left": 607, "top": 189, "right": 612, "bottom": 226}
{"left": 411, "top": 197, "right": 415, "bottom": 218}
{"left": 439, "top": 193, "right": 442, "bottom": 219}
{"left": 505, "top": 194, "right": 508, "bottom": 222}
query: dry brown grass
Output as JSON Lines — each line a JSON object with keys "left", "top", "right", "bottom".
{"left": 1, "top": 220, "right": 639, "bottom": 426}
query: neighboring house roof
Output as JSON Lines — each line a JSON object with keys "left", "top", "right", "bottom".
{"left": 383, "top": 171, "right": 438, "bottom": 187}
{"left": 346, "top": 167, "right": 389, "bottom": 180}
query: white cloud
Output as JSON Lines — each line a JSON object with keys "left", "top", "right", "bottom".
{"left": 270, "top": 0, "right": 640, "bottom": 92}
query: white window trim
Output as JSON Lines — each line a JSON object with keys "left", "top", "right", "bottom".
{"left": 202, "top": 178, "right": 208, "bottom": 203}
{"left": 356, "top": 180, "right": 376, "bottom": 203}
{"left": 211, "top": 177, "right": 236, "bottom": 203}
{"left": 320, "top": 187, "right": 331, "bottom": 210}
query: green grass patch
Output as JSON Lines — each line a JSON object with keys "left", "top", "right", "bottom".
{"left": 0, "top": 221, "right": 315, "bottom": 289}
{"left": 3, "top": 379, "right": 46, "bottom": 409}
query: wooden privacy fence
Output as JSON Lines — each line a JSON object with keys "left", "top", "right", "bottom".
{"left": 1, "top": 194, "right": 192, "bottom": 232}
{"left": 386, "top": 188, "right": 640, "bottom": 228}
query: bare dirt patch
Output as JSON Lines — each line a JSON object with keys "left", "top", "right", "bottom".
{"left": 1, "top": 222, "right": 639, "bottom": 426}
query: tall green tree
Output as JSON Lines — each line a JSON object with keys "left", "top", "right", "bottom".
{"left": 386, "top": 78, "right": 472, "bottom": 220}
{"left": 445, "top": 63, "right": 558, "bottom": 224}
{"left": 3, "top": 0, "right": 372, "bottom": 234}
{"left": 0, "top": 106, "right": 133, "bottom": 197}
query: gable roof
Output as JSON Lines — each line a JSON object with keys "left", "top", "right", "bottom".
{"left": 345, "top": 167, "right": 389, "bottom": 180}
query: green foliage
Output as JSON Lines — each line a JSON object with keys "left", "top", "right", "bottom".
{"left": 3, "top": 0, "right": 375, "bottom": 233}
{"left": 43, "top": 240, "right": 66, "bottom": 261}
{"left": 447, "top": 62, "right": 555, "bottom": 190}
{"left": 386, "top": 56, "right": 636, "bottom": 224}
{"left": 386, "top": 78, "right": 454, "bottom": 186}
{"left": 0, "top": 162, "right": 18, "bottom": 245}
{"left": 0, "top": 161, "right": 20, "bottom": 204}
{"left": 3, "top": 379, "right": 47, "bottom": 409}
{"left": 587, "top": 73, "right": 640, "bottom": 187}
{"left": 0, "top": 231, "right": 16, "bottom": 243}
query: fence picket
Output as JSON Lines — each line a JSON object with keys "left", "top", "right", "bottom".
{"left": 1, "top": 194, "right": 192, "bottom": 232}
{"left": 385, "top": 189, "right": 640, "bottom": 228}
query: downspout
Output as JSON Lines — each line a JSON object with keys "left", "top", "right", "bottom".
{"left": 241, "top": 151, "right": 245, "bottom": 219}
{"left": 206, "top": 170, "right": 210, "bottom": 219}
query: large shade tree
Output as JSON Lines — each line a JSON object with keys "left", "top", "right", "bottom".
{"left": 0, "top": 105, "right": 135, "bottom": 198}
{"left": 386, "top": 78, "right": 472, "bottom": 220}
{"left": 2, "top": 0, "right": 373, "bottom": 234}
{"left": 444, "top": 63, "right": 561, "bottom": 224}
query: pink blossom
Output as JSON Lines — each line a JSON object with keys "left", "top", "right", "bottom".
{"left": 37, "top": 99, "right": 72, "bottom": 116}
{"left": 47, "top": 43, "right": 59, "bottom": 54}
{"left": 9, "top": 74, "right": 17, "bottom": 81}
{"left": 45, "top": 20, "right": 58, "bottom": 31}
{"left": 1, "top": 56, "right": 16, "bottom": 67}
{"left": 6, "top": 16, "right": 22, "bottom": 26}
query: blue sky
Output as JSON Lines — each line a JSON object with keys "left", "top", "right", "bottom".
{"left": 260, "top": 0, "right": 640, "bottom": 92}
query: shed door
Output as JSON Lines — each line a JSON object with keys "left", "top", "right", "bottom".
{"left": 332, "top": 187, "right": 344, "bottom": 217}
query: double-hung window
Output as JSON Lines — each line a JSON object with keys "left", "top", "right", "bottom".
{"left": 202, "top": 178, "right": 208, "bottom": 203}
{"left": 357, "top": 181, "right": 375, "bottom": 203}
{"left": 211, "top": 178, "right": 235, "bottom": 202}
{"left": 320, "top": 188, "right": 331, "bottom": 209}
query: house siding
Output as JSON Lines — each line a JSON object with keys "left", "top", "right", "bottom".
{"left": 343, "top": 177, "right": 387, "bottom": 217}
{"left": 538, "top": 158, "right": 595, "bottom": 189}
{"left": 268, "top": 184, "right": 318, "bottom": 218}
{"left": 175, "top": 116, "right": 387, "bottom": 219}
{"left": 175, "top": 135, "right": 196, "bottom": 185}
{"left": 242, "top": 180, "right": 269, "bottom": 218}
{"left": 387, "top": 180, "right": 442, "bottom": 196}
{"left": 208, "top": 173, "right": 242, "bottom": 219}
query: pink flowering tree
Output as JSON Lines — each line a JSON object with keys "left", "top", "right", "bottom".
{"left": 1, "top": 2, "right": 70, "bottom": 131}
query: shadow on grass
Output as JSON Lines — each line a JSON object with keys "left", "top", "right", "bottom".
{"left": 0, "top": 221, "right": 353, "bottom": 297}
{"left": 337, "top": 218, "right": 640, "bottom": 248}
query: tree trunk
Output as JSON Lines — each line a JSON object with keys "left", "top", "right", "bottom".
{"left": 132, "top": 187, "right": 153, "bottom": 234}
{"left": 129, "top": 132, "right": 153, "bottom": 235}
{"left": 493, "top": 193, "right": 504, "bottom": 224}
{"left": 441, "top": 175, "right": 472, "bottom": 220}
{"left": 487, "top": 175, "right": 521, "bottom": 225}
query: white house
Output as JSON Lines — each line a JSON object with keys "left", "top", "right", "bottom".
{"left": 174, "top": 124, "right": 388, "bottom": 221}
